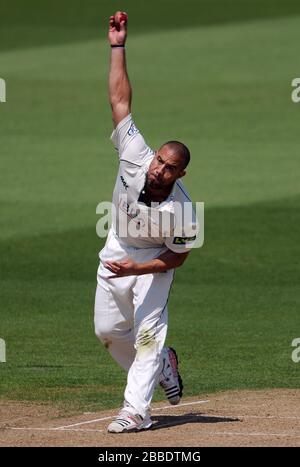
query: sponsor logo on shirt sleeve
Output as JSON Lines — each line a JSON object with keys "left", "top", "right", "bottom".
{"left": 127, "top": 122, "right": 139, "bottom": 136}
{"left": 173, "top": 235, "right": 197, "bottom": 245}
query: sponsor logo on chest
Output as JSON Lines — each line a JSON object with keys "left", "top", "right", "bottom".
{"left": 120, "top": 175, "right": 129, "bottom": 190}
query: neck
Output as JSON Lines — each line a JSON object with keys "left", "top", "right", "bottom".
{"left": 145, "top": 184, "right": 173, "bottom": 203}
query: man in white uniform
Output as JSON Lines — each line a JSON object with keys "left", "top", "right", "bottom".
{"left": 94, "top": 12, "right": 198, "bottom": 433}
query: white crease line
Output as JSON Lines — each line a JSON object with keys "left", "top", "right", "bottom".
{"left": 54, "top": 399, "right": 210, "bottom": 429}
{"left": 81, "top": 400, "right": 210, "bottom": 416}
{"left": 7, "top": 398, "right": 300, "bottom": 435}
{"left": 53, "top": 415, "right": 115, "bottom": 429}
{"left": 153, "top": 400, "right": 210, "bottom": 411}
{"left": 6, "top": 400, "right": 209, "bottom": 431}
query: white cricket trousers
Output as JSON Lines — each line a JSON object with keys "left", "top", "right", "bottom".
{"left": 94, "top": 266, "right": 174, "bottom": 418}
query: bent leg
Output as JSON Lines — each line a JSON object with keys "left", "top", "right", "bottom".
{"left": 94, "top": 276, "right": 136, "bottom": 371}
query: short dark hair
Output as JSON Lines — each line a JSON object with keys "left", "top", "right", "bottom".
{"left": 160, "top": 140, "right": 191, "bottom": 169}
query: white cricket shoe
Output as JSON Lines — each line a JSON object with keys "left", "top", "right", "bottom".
{"left": 107, "top": 409, "right": 152, "bottom": 433}
{"left": 159, "top": 347, "right": 183, "bottom": 405}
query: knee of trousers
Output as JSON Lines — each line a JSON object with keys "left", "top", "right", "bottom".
{"left": 94, "top": 321, "right": 132, "bottom": 344}
{"left": 94, "top": 322, "right": 114, "bottom": 342}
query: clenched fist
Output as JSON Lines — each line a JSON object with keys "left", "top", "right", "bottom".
{"left": 108, "top": 11, "right": 128, "bottom": 46}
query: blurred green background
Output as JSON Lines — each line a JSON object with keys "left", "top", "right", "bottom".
{"left": 0, "top": 0, "right": 299, "bottom": 411}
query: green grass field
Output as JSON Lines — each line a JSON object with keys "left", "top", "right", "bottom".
{"left": 1, "top": 0, "right": 300, "bottom": 412}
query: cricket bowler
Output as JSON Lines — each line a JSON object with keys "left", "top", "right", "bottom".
{"left": 94, "top": 12, "right": 198, "bottom": 433}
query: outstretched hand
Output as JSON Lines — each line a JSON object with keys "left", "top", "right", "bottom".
{"left": 108, "top": 12, "right": 128, "bottom": 46}
{"left": 104, "top": 259, "right": 141, "bottom": 278}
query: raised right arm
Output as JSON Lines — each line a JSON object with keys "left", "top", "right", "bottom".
{"left": 108, "top": 13, "right": 132, "bottom": 128}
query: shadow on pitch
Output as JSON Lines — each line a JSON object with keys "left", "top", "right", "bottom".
{"left": 150, "top": 412, "right": 240, "bottom": 431}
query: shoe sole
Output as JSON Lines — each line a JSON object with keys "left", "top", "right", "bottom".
{"left": 168, "top": 347, "right": 183, "bottom": 401}
{"left": 108, "top": 423, "right": 153, "bottom": 434}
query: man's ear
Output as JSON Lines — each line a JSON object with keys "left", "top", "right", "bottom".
{"left": 179, "top": 170, "right": 186, "bottom": 178}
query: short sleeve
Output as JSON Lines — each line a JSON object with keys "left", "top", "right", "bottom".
{"left": 164, "top": 203, "right": 199, "bottom": 253}
{"left": 110, "top": 113, "right": 154, "bottom": 166}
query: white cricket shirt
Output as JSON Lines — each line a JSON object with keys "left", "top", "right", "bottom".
{"left": 98, "top": 113, "right": 198, "bottom": 272}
